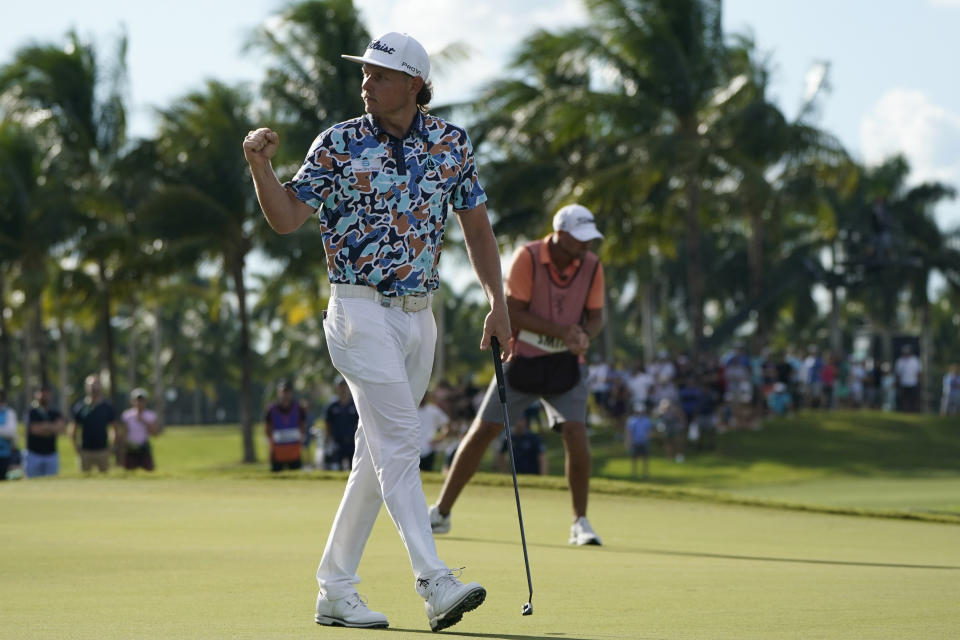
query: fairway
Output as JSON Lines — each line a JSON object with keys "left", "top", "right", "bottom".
{"left": 2, "top": 477, "right": 958, "bottom": 639}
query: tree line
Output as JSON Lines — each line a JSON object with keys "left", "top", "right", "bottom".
{"left": 1, "top": 0, "right": 957, "bottom": 462}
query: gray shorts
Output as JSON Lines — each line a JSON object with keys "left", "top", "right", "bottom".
{"left": 478, "top": 364, "right": 589, "bottom": 431}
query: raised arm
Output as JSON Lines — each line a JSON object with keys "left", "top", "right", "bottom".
{"left": 243, "top": 127, "right": 316, "bottom": 234}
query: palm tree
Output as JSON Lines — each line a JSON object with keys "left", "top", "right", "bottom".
{"left": 0, "top": 117, "right": 78, "bottom": 396}
{"left": 0, "top": 32, "right": 133, "bottom": 404}
{"left": 246, "top": 0, "right": 367, "bottom": 158}
{"left": 469, "top": 0, "right": 736, "bottom": 354}
{"left": 712, "top": 38, "right": 850, "bottom": 350}
{"left": 138, "top": 80, "right": 264, "bottom": 462}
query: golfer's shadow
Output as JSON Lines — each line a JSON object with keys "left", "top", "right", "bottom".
{"left": 387, "top": 630, "right": 590, "bottom": 640}
{"left": 441, "top": 536, "right": 960, "bottom": 571}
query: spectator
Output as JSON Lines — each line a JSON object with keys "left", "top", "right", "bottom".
{"left": 800, "top": 345, "right": 823, "bottom": 409}
{"left": 694, "top": 383, "right": 719, "bottom": 451}
{"left": 881, "top": 362, "right": 897, "bottom": 412}
{"left": 894, "top": 345, "right": 922, "bottom": 413}
{"left": 626, "top": 360, "right": 653, "bottom": 411}
{"left": 495, "top": 415, "right": 547, "bottom": 476}
{"left": 820, "top": 353, "right": 836, "bottom": 409}
{"left": 625, "top": 402, "right": 653, "bottom": 478}
{"left": 649, "top": 350, "right": 677, "bottom": 405}
{"left": 523, "top": 400, "right": 544, "bottom": 431}
{"left": 940, "top": 364, "right": 960, "bottom": 416}
{"left": 587, "top": 355, "right": 612, "bottom": 414}
{"left": 418, "top": 390, "right": 449, "bottom": 472}
{"left": 324, "top": 378, "right": 359, "bottom": 471}
{"left": 723, "top": 349, "right": 753, "bottom": 428}
{"left": 849, "top": 356, "right": 867, "bottom": 408}
{"left": 70, "top": 374, "right": 120, "bottom": 474}
{"left": 0, "top": 388, "right": 19, "bottom": 481}
{"left": 655, "top": 397, "right": 686, "bottom": 463}
{"left": 119, "top": 388, "right": 160, "bottom": 472}
{"left": 766, "top": 382, "right": 792, "bottom": 416}
{"left": 866, "top": 358, "right": 884, "bottom": 409}
{"left": 265, "top": 380, "right": 306, "bottom": 472}
{"left": 605, "top": 376, "right": 630, "bottom": 436}
{"left": 25, "top": 385, "right": 66, "bottom": 478}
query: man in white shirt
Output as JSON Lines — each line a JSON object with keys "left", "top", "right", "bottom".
{"left": 627, "top": 362, "right": 654, "bottom": 410}
{"left": 418, "top": 391, "right": 449, "bottom": 472}
{"left": 893, "top": 345, "right": 922, "bottom": 412}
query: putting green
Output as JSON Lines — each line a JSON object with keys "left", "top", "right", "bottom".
{"left": 2, "top": 477, "right": 957, "bottom": 639}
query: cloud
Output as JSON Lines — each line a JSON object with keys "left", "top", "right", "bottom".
{"left": 356, "top": 1, "right": 587, "bottom": 103}
{"left": 860, "top": 89, "right": 960, "bottom": 227}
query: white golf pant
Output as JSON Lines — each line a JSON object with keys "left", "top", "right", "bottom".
{"left": 317, "top": 293, "right": 447, "bottom": 599}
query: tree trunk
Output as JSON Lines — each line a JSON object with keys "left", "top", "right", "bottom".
{"left": 97, "top": 258, "right": 118, "bottom": 406}
{"left": 128, "top": 314, "right": 138, "bottom": 391}
{"left": 33, "top": 297, "right": 48, "bottom": 387}
{"left": 921, "top": 299, "right": 932, "bottom": 413}
{"left": 57, "top": 317, "right": 69, "bottom": 415}
{"left": 685, "top": 177, "right": 704, "bottom": 355}
{"left": 0, "top": 274, "right": 10, "bottom": 393}
{"left": 152, "top": 306, "right": 165, "bottom": 426}
{"left": 828, "top": 243, "right": 841, "bottom": 354}
{"left": 194, "top": 386, "right": 203, "bottom": 424}
{"left": 641, "top": 281, "right": 656, "bottom": 363}
{"left": 232, "top": 253, "right": 256, "bottom": 463}
{"left": 22, "top": 329, "right": 33, "bottom": 410}
{"left": 747, "top": 204, "right": 764, "bottom": 352}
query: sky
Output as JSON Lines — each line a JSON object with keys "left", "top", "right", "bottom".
{"left": 3, "top": 0, "right": 959, "bottom": 230}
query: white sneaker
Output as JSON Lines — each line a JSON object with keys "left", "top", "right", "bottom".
{"left": 569, "top": 516, "right": 602, "bottom": 546}
{"left": 315, "top": 592, "right": 388, "bottom": 628}
{"left": 429, "top": 504, "right": 451, "bottom": 534}
{"left": 416, "top": 570, "right": 486, "bottom": 632}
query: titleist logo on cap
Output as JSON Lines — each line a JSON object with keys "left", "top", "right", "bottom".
{"left": 369, "top": 40, "right": 396, "bottom": 55}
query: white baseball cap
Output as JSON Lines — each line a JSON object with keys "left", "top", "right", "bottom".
{"left": 553, "top": 204, "right": 603, "bottom": 242}
{"left": 342, "top": 32, "right": 430, "bottom": 80}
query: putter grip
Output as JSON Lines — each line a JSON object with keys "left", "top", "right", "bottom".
{"left": 491, "top": 336, "right": 507, "bottom": 403}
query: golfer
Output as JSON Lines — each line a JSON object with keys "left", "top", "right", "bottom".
{"left": 242, "top": 32, "right": 510, "bottom": 632}
{"left": 431, "top": 204, "right": 606, "bottom": 546}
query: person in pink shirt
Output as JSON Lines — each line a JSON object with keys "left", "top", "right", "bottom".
{"left": 119, "top": 388, "right": 160, "bottom": 471}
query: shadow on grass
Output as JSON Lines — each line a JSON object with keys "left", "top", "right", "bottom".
{"left": 441, "top": 536, "right": 960, "bottom": 571}
{"left": 386, "top": 630, "right": 605, "bottom": 640}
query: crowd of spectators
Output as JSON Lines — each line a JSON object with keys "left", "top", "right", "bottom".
{"left": 585, "top": 343, "right": 957, "bottom": 468}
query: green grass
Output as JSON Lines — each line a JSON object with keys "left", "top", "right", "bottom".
{"left": 3, "top": 477, "right": 959, "bottom": 639}
{"left": 33, "top": 409, "right": 960, "bottom": 519}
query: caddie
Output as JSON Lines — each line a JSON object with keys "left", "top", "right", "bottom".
{"left": 431, "top": 204, "right": 606, "bottom": 546}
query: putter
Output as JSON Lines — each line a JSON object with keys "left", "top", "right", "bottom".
{"left": 490, "top": 336, "right": 534, "bottom": 616}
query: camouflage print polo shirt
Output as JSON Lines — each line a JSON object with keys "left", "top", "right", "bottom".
{"left": 284, "top": 112, "right": 487, "bottom": 296}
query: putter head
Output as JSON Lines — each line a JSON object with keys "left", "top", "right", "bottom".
{"left": 522, "top": 602, "right": 533, "bottom": 616}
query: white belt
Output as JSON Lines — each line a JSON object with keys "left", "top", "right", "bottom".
{"left": 330, "top": 283, "right": 432, "bottom": 313}
{"left": 516, "top": 329, "right": 568, "bottom": 353}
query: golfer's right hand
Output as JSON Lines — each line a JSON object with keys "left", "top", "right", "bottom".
{"left": 243, "top": 127, "right": 279, "bottom": 163}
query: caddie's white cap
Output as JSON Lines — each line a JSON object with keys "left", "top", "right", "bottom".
{"left": 553, "top": 204, "right": 603, "bottom": 242}
{"left": 342, "top": 32, "right": 430, "bottom": 80}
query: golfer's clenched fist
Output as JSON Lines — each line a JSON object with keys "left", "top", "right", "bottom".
{"left": 243, "top": 127, "right": 279, "bottom": 163}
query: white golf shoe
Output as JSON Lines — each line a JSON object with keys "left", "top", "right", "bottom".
{"left": 429, "top": 504, "right": 451, "bottom": 534}
{"left": 569, "top": 516, "right": 602, "bottom": 546}
{"left": 315, "top": 592, "right": 388, "bottom": 628}
{"left": 416, "top": 570, "right": 486, "bottom": 632}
